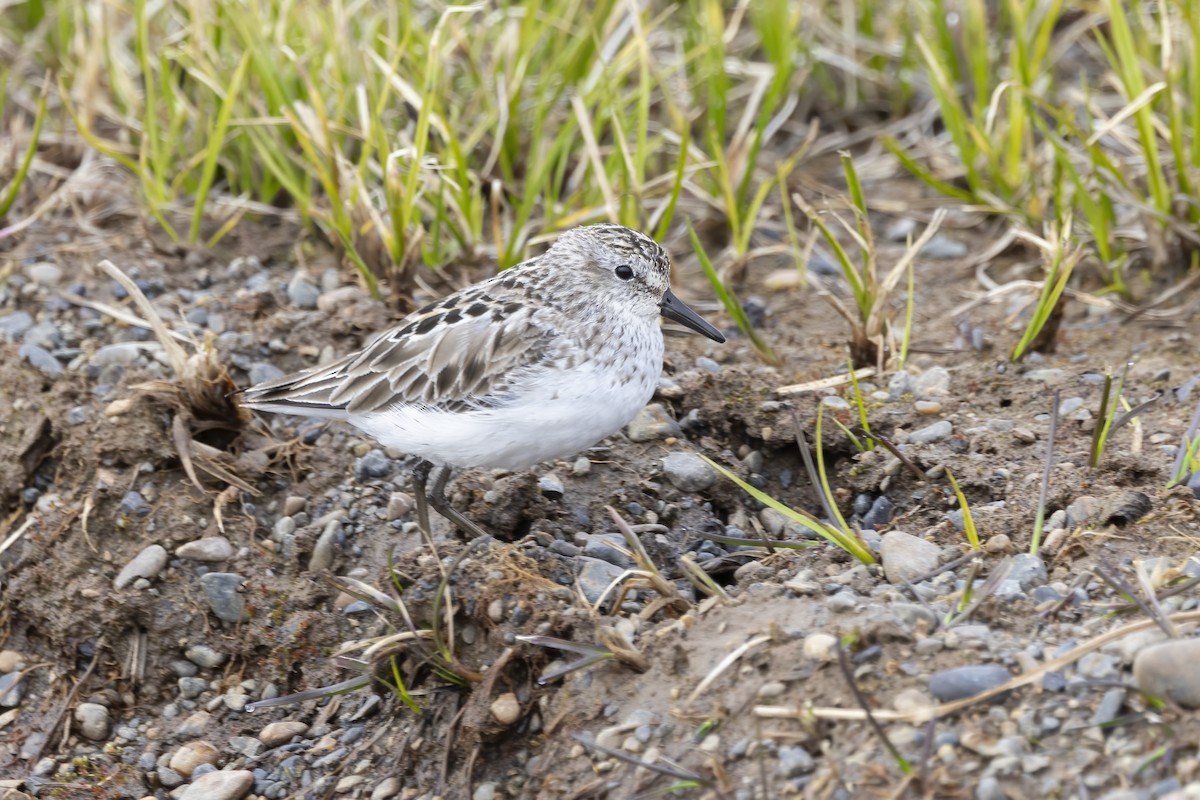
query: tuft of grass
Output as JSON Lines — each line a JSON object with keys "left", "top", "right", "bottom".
{"left": 793, "top": 153, "right": 945, "bottom": 368}
{"left": 1010, "top": 218, "right": 1083, "bottom": 362}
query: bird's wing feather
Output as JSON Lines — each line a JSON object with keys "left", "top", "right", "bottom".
{"left": 241, "top": 291, "right": 559, "bottom": 417}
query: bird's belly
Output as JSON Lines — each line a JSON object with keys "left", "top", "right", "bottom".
{"left": 354, "top": 365, "right": 657, "bottom": 470}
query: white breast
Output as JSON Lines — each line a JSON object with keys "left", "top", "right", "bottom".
{"left": 354, "top": 320, "right": 665, "bottom": 470}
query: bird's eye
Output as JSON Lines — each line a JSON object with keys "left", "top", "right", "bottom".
{"left": 615, "top": 265, "right": 634, "bottom": 280}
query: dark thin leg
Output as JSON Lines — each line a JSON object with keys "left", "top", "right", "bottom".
{"left": 411, "top": 459, "right": 491, "bottom": 540}
{"left": 426, "top": 464, "right": 491, "bottom": 540}
{"left": 412, "top": 459, "right": 434, "bottom": 536}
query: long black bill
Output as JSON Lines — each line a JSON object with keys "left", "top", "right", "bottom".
{"left": 659, "top": 288, "right": 726, "bottom": 343}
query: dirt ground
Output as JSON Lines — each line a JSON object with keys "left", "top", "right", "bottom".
{"left": 1, "top": 175, "right": 1199, "bottom": 800}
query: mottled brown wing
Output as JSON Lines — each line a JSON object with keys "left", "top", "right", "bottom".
{"left": 242, "top": 301, "right": 557, "bottom": 417}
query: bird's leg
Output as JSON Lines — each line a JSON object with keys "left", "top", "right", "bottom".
{"left": 411, "top": 459, "right": 434, "bottom": 536}
{"left": 426, "top": 464, "right": 491, "bottom": 541}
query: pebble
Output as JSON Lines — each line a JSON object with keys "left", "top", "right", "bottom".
{"left": 1006, "top": 553, "right": 1048, "bottom": 590}
{"left": 912, "top": 367, "right": 951, "bottom": 398}
{"left": 537, "top": 474, "right": 565, "bottom": 499}
{"left": 176, "top": 537, "right": 234, "bottom": 562}
{"left": 248, "top": 363, "right": 284, "bottom": 386}
{"left": 0, "top": 649, "right": 23, "bottom": 673}
{"left": 26, "top": 262, "right": 63, "bottom": 286}
{"left": 908, "top": 420, "right": 953, "bottom": 444}
{"left": 1134, "top": 639, "right": 1200, "bottom": 708}
{"left": 74, "top": 702, "right": 111, "bottom": 740}
{"left": 913, "top": 400, "right": 942, "bottom": 415}
{"left": 576, "top": 558, "right": 624, "bottom": 605}
{"left": 114, "top": 545, "right": 168, "bottom": 589}
{"left": 0, "top": 310, "right": 34, "bottom": 341}
{"left": 18, "top": 343, "right": 63, "bottom": 378}
{"left": 473, "top": 784, "right": 497, "bottom": 800}
{"left": 309, "top": 519, "right": 341, "bottom": 571}
{"left": 928, "top": 665, "right": 1012, "bottom": 702}
{"left": 880, "top": 531, "right": 941, "bottom": 584}
{"left": 775, "top": 745, "right": 815, "bottom": 777}
{"left": 371, "top": 777, "right": 401, "bottom": 800}
{"left": 490, "top": 693, "right": 521, "bottom": 726}
{"left": 259, "top": 720, "right": 309, "bottom": 747}
{"left": 185, "top": 644, "right": 229, "bottom": 669}
{"left": 572, "top": 457, "right": 591, "bottom": 476}
{"left": 583, "top": 533, "right": 634, "bottom": 568}
{"left": 282, "top": 496, "right": 307, "bottom": 516}
{"left": 861, "top": 496, "right": 893, "bottom": 530}
{"left": 380, "top": 492, "right": 412, "bottom": 521}
{"left": 177, "top": 769, "right": 254, "bottom": 800}
{"left": 120, "top": 490, "right": 152, "bottom": 516}
{"left": 919, "top": 236, "right": 968, "bottom": 258}
{"left": 199, "top": 573, "right": 246, "bottom": 623}
{"left": 826, "top": 591, "right": 858, "bottom": 613}
{"left": 626, "top": 403, "right": 682, "bottom": 442}
{"left": 286, "top": 272, "right": 320, "bottom": 309}
{"left": 353, "top": 450, "right": 393, "bottom": 482}
{"left": 803, "top": 633, "right": 838, "bottom": 662}
{"left": 661, "top": 452, "right": 717, "bottom": 492}
{"left": 170, "top": 740, "right": 220, "bottom": 777}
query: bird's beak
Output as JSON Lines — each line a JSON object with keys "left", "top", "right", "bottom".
{"left": 659, "top": 289, "right": 726, "bottom": 343}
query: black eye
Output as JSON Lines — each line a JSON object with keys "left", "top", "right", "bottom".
{"left": 615, "top": 265, "right": 634, "bottom": 280}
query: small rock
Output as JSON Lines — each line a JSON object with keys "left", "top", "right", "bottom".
{"left": 912, "top": 367, "right": 951, "bottom": 398}
{"left": 928, "top": 665, "right": 1012, "bottom": 702}
{"left": 538, "top": 474, "right": 564, "bottom": 499}
{"left": 576, "top": 557, "right": 624, "bottom": 605}
{"left": 176, "top": 537, "right": 234, "bottom": 562}
{"left": 0, "top": 671, "right": 24, "bottom": 706}
{"left": 913, "top": 400, "right": 942, "bottom": 415}
{"left": 386, "top": 492, "right": 413, "bottom": 521}
{"left": 286, "top": 272, "right": 320, "bottom": 309}
{"left": 282, "top": 496, "right": 307, "bottom": 516}
{"left": 626, "top": 403, "right": 681, "bottom": 442}
{"left": 582, "top": 533, "right": 634, "bottom": 568}
{"left": 371, "top": 777, "right": 401, "bottom": 800}
{"left": 0, "top": 649, "right": 24, "bottom": 673}
{"left": 984, "top": 534, "right": 1013, "bottom": 554}
{"left": 920, "top": 235, "right": 968, "bottom": 259}
{"left": 0, "top": 310, "right": 34, "bottom": 342}
{"left": 177, "top": 769, "right": 254, "bottom": 800}
{"left": 199, "top": 573, "right": 246, "bottom": 623}
{"left": 803, "top": 633, "right": 838, "bottom": 662}
{"left": 74, "top": 702, "right": 111, "bottom": 741}
{"left": 120, "top": 490, "right": 152, "bottom": 516}
{"left": 259, "top": 720, "right": 309, "bottom": 748}
{"left": 1006, "top": 553, "right": 1048, "bottom": 590}
{"left": 880, "top": 531, "right": 940, "bottom": 584}
{"left": 908, "top": 420, "right": 953, "bottom": 444}
{"left": 309, "top": 519, "right": 341, "bottom": 571}
{"left": 353, "top": 450, "right": 393, "bottom": 482}
{"left": 19, "top": 344, "right": 63, "bottom": 378}
{"left": 661, "top": 452, "right": 717, "bottom": 492}
{"left": 473, "top": 783, "right": 497, "bottom": 800}
{"left": 826, "top": 591, "right": 858, "bottom": 613}
{"left": 775, "top": 745, "right": 815, "bottom": 777}
{"left": 185, "top": 645, "right": 229, "bottom": 669}
{"left": 247, "top": 363, "right": 284, "bottom": 386}
{"left": 490, "top": 692, "right": 521, "bottom": 726}
{"left": 114, "top": 545, "right": 168, "bottom": 589}
{"left": 170, "top": 739, "right": 220, "bottom": 777}
{"left": 1133, "top": 639, "right": 1200, "bottom": 708}
{"left": 572, "top": 457, "right": 591, "bottom": 476}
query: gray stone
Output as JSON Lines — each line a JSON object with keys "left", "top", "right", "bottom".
{"left": 386, "top": 492, "right": 413, "bottom": 521}
{"left": 908, "top": 420, "right": 953, "bottom": 444}
{"left": 1066, "top": 495, "right": 1099, "bottom": 527}
{"left": 74, "top": 702, "right": 111, "bottom": 741}
{"left": 114, "top": 545, "right": 168, "bottom": 589}
{"left": 177, "top": 769, "right": 254, "bottom": 800}
{"left": 1090, "top": 687, "right": 1126, "bottom": 726}
{"left": 0, "top": 671, "right": 25, "bottom": 707}
{"left": 120, "top": 490, "right": 152, "bottom": 516}
{"left": 0, "top": 310, "right": 34, "bottom": 342}
{"left": 912, "top": 367, "right": 951, "bottom": 398}
{"left": 538, "top": 474, "right": 564, "bottom": 499}
{"left": 199, "top": 573, "right": 246, "bottom": 623}
{"left": 826, "top": 591, "right": 858, "bottom": 613}
{"left": 1134, "top": 639, "right": 1200, "bottom": 708}
{"left": 626, "top": 403, "right": 681, "bottom": 442}
{"left": 775, "top": 745, "right": 815, "bottom": 777}
{"left": 248, "top": 363, "right": 285, "bottom": 386}
{"left": 26, "top": 262, "right": 62, "bottom": 286}
{"left": 576, "top": 557, "right": 624, "bottom": 604}
{"left": 920, "top": 236, "right": 968, "bottom": 259}
{"left": 353, "top": 450, "right": 393, "bottom": 482}
{"left": 185, "top": 644, "right": 229, "bottom": 669}
{"left": 309, "top": 519, "right": 341, "bottom": 572}
{"left": 583, "top": 533, "right": 634, "bottom": 568}
{"left": 928, "top": 665, "right": 1012, "bottom": 702}
{"left": 19, "top": 343, "right": 63, "bottom": 378}
{"left": 880, "top": 531, "right": 941, "bottom": 584}
{"left": 661, "top": 452, "right": 717, "bottom": 492}
{"left": 176, "top": 537, "right": 234, "bottom": 562}
{"left": 286, "top": 272, "right": 320, "bottom": 309}
{"left": 1006, "top": 553, "right": 1048, "bottom": 590}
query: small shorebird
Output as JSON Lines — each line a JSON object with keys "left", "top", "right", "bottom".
{"left": 242, "top": 223, "right": 725, "bottom": 537}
